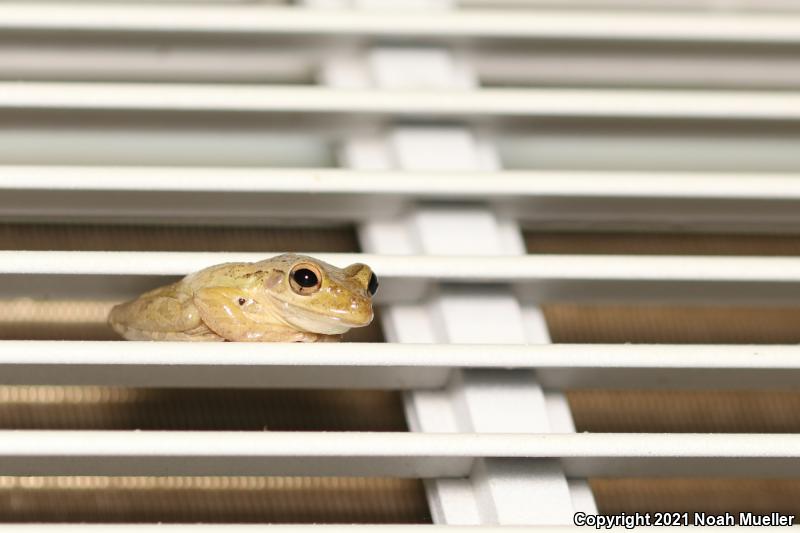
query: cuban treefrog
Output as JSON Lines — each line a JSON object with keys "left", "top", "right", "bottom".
{"left": 108, "top": 253, "right": 378, "bottom": 342}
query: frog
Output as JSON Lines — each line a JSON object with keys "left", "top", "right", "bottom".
{"left": 108, "top": 253, "right": 379, "bottom": 342}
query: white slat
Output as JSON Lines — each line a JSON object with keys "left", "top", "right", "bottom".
{"left": 0, "top": 431, "right": 797, "bottom": 477}
{"left": 2, "top": 83, "right": 800, "bottom": 121}
{"left": 6, "top": 251, "right": 800, "bottom": 281}
{"left": 1, "top": 341, "right": 798, "bottom": 390}
{"left": 460, "top": 0, "right": 800, "bottom": 10}
{"left": 6, "top": 167, "right": 800, "bottom": 198}
{"left": 5, "top": 251, "right": 800, "bottom": 303}
{"left": 1, "top": 4, "right": 800, "bottom": 43}
{"left": 3, "top": 167, "right": 799, "bottom": 230}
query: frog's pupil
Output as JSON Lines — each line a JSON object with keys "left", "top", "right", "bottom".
{"left": 293, "top": 268, "right": 318, "bottom": 288}
{"left": 368, "top": 273, "right": 379, "bottom": 296}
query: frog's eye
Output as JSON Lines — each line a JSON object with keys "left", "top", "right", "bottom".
{"left": 289, "top": 263, "right": 322, "bottom": 295}
{"left": 368, "top": 273, "right": 379, "bottom": 296}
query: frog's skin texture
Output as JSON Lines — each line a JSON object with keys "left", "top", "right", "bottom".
{"left": 108, "top": 254, "right": 377, "bottom": 342}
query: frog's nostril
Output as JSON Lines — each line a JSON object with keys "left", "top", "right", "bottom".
{"left": 368, "top": 273, "right": 379, "bottom": 296}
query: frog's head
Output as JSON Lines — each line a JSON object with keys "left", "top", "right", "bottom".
{"left": 261, "top": 253, "right": 377, "bottom": 335}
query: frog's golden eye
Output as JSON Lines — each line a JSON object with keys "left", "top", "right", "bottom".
{"left": 289, "top": 263, "right": 322, "bottom": 295}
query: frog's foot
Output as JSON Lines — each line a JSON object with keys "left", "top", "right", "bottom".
{"left": 298, "top": 332, "right": 342, "bottom": 343}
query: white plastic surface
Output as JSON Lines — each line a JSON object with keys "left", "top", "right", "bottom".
{"left": 3, "top": 83, "right": 800, "bottom": 121}
{"left": 1, "top": 4, "right": 800, "bottom": 43}
{"left": 4, "top": 167, "right": 800, "bottom": 198}
{"left": 0, "top": 341, "right": 792, "bottom": 389}
{"left": 3, "top": 167, "right": 800, "bottom": 231}
{"left": 0, "top": 431, "right": 797, "bottom": 477}
{"left": 5, "top": 250, "right": 800, "bottom": 283}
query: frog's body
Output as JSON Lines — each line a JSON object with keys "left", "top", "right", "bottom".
{"left": 108, "top": 254, "right": 378, "bottom": 342}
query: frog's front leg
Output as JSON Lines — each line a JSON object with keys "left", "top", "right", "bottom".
{"left": 193, "top": 287, "right": 340, "bottom": 342}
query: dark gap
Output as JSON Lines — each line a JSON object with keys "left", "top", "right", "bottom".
{"left": 526, "top": 230, "right": 800, "bottom": 256}
{"left": 0, "top": 476, "right": 431, "bottom": 524}
{"left": 592, "top": 478, "right": 800, "bottom": 518}
{"left": 0, "top": 387, "right": 406, "bottom": 432}
{"left": 0, "top": 222, "right": 359, "bottom": 252}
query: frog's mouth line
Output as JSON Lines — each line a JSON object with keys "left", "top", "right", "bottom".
{"left": 285, "top": 310, "right": 370, "bottom": 335}
{"left": 266, "top": 294, "right": 373, "bottom": 334}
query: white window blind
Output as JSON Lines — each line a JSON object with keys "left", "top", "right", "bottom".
{"left": 1, "top": 0, "right": 800, "bottom": 529}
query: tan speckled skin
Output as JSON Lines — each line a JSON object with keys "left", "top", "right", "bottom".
{"left": 108, "top": 254, "right": 376, "bottom": 342}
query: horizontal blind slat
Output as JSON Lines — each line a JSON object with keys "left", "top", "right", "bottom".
{"left": 3, "top": 167, "right": 800, "bottom": 198}
{"left": 0, "top": 431, "right": 797, "bottom": 477}
{"left": 2, "top": 251, "right": 799, "bottom": 280}
{"left": 5, "top": 252, "right": 800, "bottom": 303}
{"left": 0, "top": 342, "right": 798, "bottom": 389}
{"left": 2, "top": 83, "right": 800, "bottom": 121}
{"left": 1, "top": 4, "right": 800, "bottom": 43}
